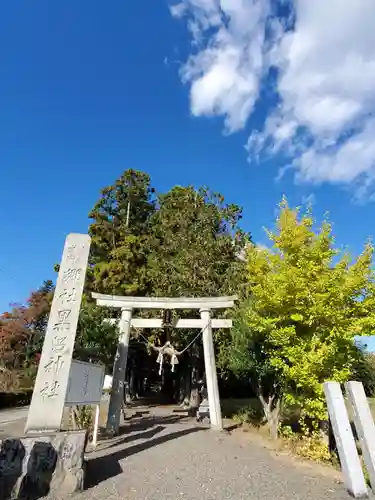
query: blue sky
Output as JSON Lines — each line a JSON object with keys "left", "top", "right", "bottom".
{"left": 1, "top": 1, "right": 375, "bottom": 346}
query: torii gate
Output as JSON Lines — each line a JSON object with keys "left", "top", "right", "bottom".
{"left": 92, "top": 293, "right": 237, "bottom": 434}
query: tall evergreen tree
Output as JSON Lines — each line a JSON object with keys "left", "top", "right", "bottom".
{"left": 147, "top": 185, "right": 249, "bottom": 298}
{"left": 88, "top": 169, "right": 155, "bottom": 295}
{"left": 145, "top": 185, "right": 251, "bottom": 404}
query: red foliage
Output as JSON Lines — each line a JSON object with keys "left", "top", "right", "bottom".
{"left": 0, "top": 285, "right": 53, "bottom": 369}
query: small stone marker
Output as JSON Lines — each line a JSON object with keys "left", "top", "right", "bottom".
{"left": 346, "top": 381, "right": 375, "bottom": 492}
{"left": 324, "top": 382, "right": 368, "bottom": 498}
{"left": 25, "top": 233, "right": 91, "bottom": 433}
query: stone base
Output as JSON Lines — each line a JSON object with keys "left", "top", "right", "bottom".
{"left": 0, "top": 430, "right": 88, "bottom": 500}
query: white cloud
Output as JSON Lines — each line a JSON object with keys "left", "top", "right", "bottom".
{"left": 171, "top": 0, "right": 269, "bottom": 133}
{"left": 170, "top": 0, "right": 375, "bottom": 198}
{"left": 170, "top": 3, "right": 187, "bottom": 18}
{"left": 301, "top": 193, "right": 316, "bottom": 206}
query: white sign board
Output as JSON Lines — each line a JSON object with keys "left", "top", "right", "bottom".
{"left": 65, "top": 360, "right": 105, "bottom": 405}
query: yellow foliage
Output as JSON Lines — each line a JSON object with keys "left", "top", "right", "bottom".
{"left": 297, "top": 433, "right": 332, "bottom": 462}
{"left": 242, "top": 198, "right": 375, "bottom": 423}
{"left": 279, "top": 425, "right": 331, "bottom": 463}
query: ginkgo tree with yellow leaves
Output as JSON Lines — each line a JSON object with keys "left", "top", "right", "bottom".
{"left": 226, "top": 198, "right": 375, "bottom": 438}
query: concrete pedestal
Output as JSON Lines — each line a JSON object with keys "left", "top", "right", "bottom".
{"left": 0, "top": 430, "right": 87, "bottom": 500}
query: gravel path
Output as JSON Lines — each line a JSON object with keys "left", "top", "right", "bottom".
{"left": 56, "top": 405, "right": 350, "bottom": 500}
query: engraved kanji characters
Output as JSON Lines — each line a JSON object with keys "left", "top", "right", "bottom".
{"left": 51, "top": 335, "right": 67, "bottom": 354}
{"left": 62, "top": 268, "right": 82, "bottom": 283}
{"left": 52, "top": 309, "right": 71, "bottom": 336}
{"left": 40, "top": 380, "right": 60, "bottom": 399}
{"left": 59, "top": 288, "right": 77, "bottom": 305}
{"left": 83, "top": 369, "right": 89, "bottom": 396}
{"left": 66, "top": 242, "right": 86, "bottom": 266}
{"left": 43, "top": 355, "right": 64, "bottom": 375}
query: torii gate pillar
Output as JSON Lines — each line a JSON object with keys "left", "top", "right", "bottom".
{"left": 200, "top": 308, "right": 222, "bottom": 430}
{"left": 106, "top": 307, "right": 132, "bottom": 435}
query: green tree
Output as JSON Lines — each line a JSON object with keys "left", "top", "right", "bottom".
{"left": 146, "top": 185, "right": 250, "bottom": 404}
{"left": 88, "top": 169, "right": 155, "bottom": 295}
{"left": 352, "top": 347, "right": 375, "bottom": 397}
{"left": 86, "top": 176, "right": 251, "bottom": 405}
{"left": 74, "top": 297, "right": 119, "bottom": 368}
{"left": 220, "top": 297, "right": 283, "bottom": 437}
{"left": 147, "top": 185, "right": 248, "bottom": 297}
{"left": 225, "top": 199, "right": 375, "bottom": 437}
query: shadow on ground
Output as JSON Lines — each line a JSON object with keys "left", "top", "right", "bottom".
{"left": 99, "top": 413, "right": 189, "bottom": 441}
{"left": 99, "top": 426, "right": 166, "bottom": 451}
{"left": 124, "top": 410, "right": 150, "bottom": 420}
{"left": 85, "top": 426, "right": 205, "bottom": 490}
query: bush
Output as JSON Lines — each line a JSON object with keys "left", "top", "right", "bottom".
{"left": 0, "top": 367, "right": 20, "bottom": 394}
{"left": 296, "top": 432, "right": 332, "bottom": 462}
{"left": 69, "top": 405, "right": 94, "bottom": 433}
{"left": 0, "top": 362, "right": 38, "bottom": 398}
{"left": 279, "top": 424, "right": 332, "bottom": 463}
{"left": 352, "top": 351, "right": 375, "bottom": 397}
{"left": 230, "top": 400, "right": 264, "bottom": 427}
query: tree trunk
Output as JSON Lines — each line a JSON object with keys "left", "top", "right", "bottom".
{"left": 319, "top": 419, "right": 329, "bottom": 445}
{"left": 259, "top": 392, "right": 281, "bottom": 439}
{"left": 189, "top": 366, "right": 200, "bottom": 409}
{"left": 177, "top": 371, "right": 186, "bottom": 405}
{"left": 179, "top": 365, "right": 191, "bottom": 407}
{"left": 135, "top": 372, "right": 142, "bottom": 399}
{"left": 128, "top": 369, "right": 137, "bottom": 400}
{"left": 124, "top": 379, "right": 131, "bottom": 404}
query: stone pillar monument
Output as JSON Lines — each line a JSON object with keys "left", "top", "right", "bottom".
{"left": 25, "top": 233, "right": 91, "bottom": 433}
